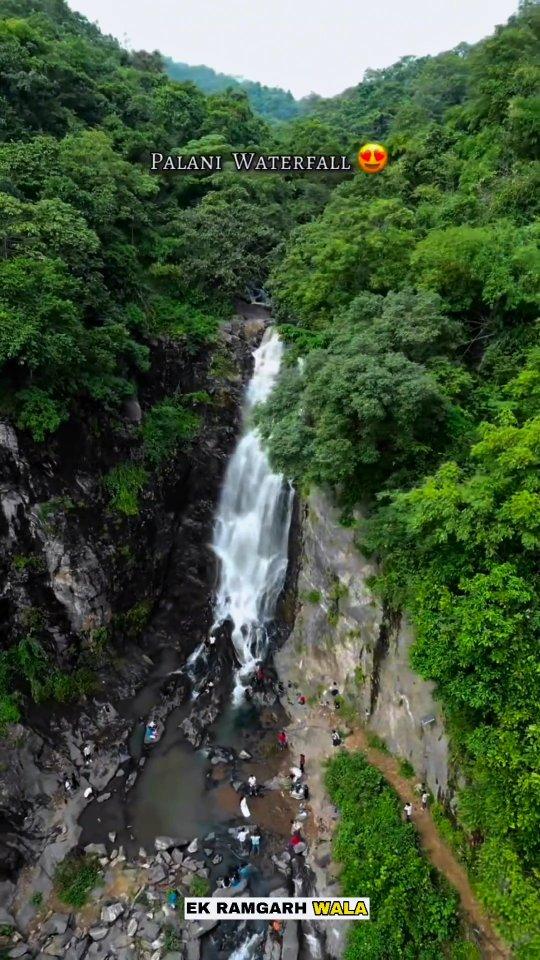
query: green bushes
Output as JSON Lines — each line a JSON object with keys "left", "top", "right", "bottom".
{"left": 104, "top": 392, "right": 207, "bottom": 514}
{"left": 257, "top": 6, "right": 540, "bottom": 951}
{"left": 0, "top": 635, "right": 95, "bottom": 732}
{"left": 104, "top": 464, "right": 148, "bottom": 516}
{"left": 54, "top": 855, "right": 101, "bottom": 908}
{"left": 189, "top": 876, "right": 210, "bottom": 897}
{"left": 325, "top": 751, "right": 467, "bottom": 959}
{"left": 141, "top": 396, "right": 200, "bottom": 467}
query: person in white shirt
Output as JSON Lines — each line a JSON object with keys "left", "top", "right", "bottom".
{"left": 403, "top": 802, "right": 413, "bottom": 822}
{"left": 248, "top": 775, "right": 258, "bottom": 797}
{"left": 237, "top": 826, "right": 249, "bottom": 852}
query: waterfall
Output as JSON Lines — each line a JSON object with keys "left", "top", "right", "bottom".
{"left": 211, "top": 327, "right": 293, "bottom": 702}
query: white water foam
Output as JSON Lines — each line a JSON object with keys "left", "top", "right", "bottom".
{"left": 211, "top": 327, "right": 293, "bottom": 702}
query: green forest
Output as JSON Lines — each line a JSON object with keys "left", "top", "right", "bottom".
{"left": 0, "top": 0, "right": 538, "bottom": 956}
{"left": 164, "top": 58, "right": 304, "bottom": 121}
{"left": 256, "top": 3, "right": 539, "bottom": 954}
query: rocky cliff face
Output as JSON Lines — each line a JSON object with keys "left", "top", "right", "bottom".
{"left": 0, "top": 306, "right": 267, "bottom": 901}
{"left": 278, "top": 489, "right": 449, "bottom": 800}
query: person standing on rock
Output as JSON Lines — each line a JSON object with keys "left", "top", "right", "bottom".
{"left": 404, "top": 802, "right": 413, "bottom": 822}
{"left": 277, "top": 731, "right": 288, "bottom": 750}
{"left": 421, "top": 791, "right": 429, "bottom": 811}
{"left": 299, "top": 754, "right": 306, "bottom": 774}
{"left": 248, "top": 775, "right": 258, "bottom": 797}
{"left": 237, "top": 826, "right": 249, "bottom": 853}
{"left": 331, "top": 730, "right": 342, "bottom": 747}
{"left": 251, "top": 828, "right": 261, "bottom": 855}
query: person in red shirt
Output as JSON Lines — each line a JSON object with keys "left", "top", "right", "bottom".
{"left": 277, "top": 730, "right": 288, "bottom": 750}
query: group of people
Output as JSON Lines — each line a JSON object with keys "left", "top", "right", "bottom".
{"left": 244, "top": 665, "right": 285, "bottom": 703}
{"left": 216, "top": 827, "right": 261, "bottom": 890}
{"left": 403, "top": 790, "right": 429, "bottom": 822}
{"left": 216, "top": 862, "right": 253, "bottom": 889}
{"left": 237, "top": 825, "right": 261, "bottom": 855}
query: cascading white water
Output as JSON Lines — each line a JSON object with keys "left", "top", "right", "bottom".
{"left": 211, "top": 327, "right": 293, "bottom": 702}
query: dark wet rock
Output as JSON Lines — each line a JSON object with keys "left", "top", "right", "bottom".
{"left": 0, "top": 907, "right": 16, "bottom": 927}
{"left": 281, "top": 920, "right": 299, "bottom": 960}
{"left": 148, "top": 865, "right": 166, "bottom": 883}
{"left": 42, "top": 933, "right": 68, "bottom": 956}
{"left": 66, "top": 937, "right": 89, "bottom": 960}
{"left": 136, "top": 918, "right": 160, "bottom": 942}
{"left": 263, "top": 938, "right": 281, "bottom": 960}
{"left": 122, "top": 398, "right": 142, "bottom": 423}
{"left": 41, "top": 915, "right": 71, "bottom": 937}
{"left": 1, "top": 311, "right": 259, "bottom": 892}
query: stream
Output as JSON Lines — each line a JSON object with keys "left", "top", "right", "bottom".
{"left": 79, "top": 325, "right": 319, "bottom": 959}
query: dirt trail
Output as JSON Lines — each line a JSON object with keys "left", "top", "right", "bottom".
{"left": 282, "top": 699, "right": 511, "bottom": 960}
{"left": 346, "top": 727, "right": 510, "bottom": 960}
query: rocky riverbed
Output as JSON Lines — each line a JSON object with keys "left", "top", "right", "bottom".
{"left": 0, "top": 307, "right": 334, "bottom": 960}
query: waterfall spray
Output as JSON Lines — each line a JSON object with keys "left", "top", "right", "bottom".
{"left": 211, "top": 327, "right": 293, "bottom": 702}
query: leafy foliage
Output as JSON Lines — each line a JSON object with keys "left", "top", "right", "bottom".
{"left": 142, "top": 396, "right": 200, "bottom": 467}
{"left": 164, "top": 58, "right": 302, "bottom": 121}
{"left": 325, "top": 751, "right": 467, "bottom": 959}
{"left": 54, "top": 855, "right": 101, "bottom": 908}
{"left": 0, "top": 0, "right": 313, "bottom": 440}
{"left": 0, "top": 633, "right": 95, "bottom": 732}
{"left": 104, "top": 463, "right": 148, "bottom": 516}
{"left": 258, "top": 5, "right": 540, "bottom": 952}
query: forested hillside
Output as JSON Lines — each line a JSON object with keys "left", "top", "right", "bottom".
{"left": 164, "top": 58, "right": 303, "bottom": 121}
{"left": 0, "top": 0, "right": 330, "bottom": 445}
{"left": 0, "top": 0, "right": 337, "bottom": 733}
{"left": 0, "top": 0, "right": 538, "bottom": 955}
{"left": 257, "top": 3, "right": 540, "bottom": 953}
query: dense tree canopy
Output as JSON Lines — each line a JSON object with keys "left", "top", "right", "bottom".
{"left": 257, "top": 4, "right": 540, "bottom": 954}
{"left": 1, "top": 0, "right": 538, "bottom": 954}
{"left": 0, "top": 0, "right": 324, "bottom": 440}
{"left": 164, "top": 58, "right": 303, "bottom": 122}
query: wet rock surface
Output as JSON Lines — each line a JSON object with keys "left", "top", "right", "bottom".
{"left": 0, "top": 307, "right": 263, "bottom": 889}
{"left": 278, "top": 488, "right": 449, "bottom": 800}
{"left": 0, "top": 305, "right": 342, "bottom": 960}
